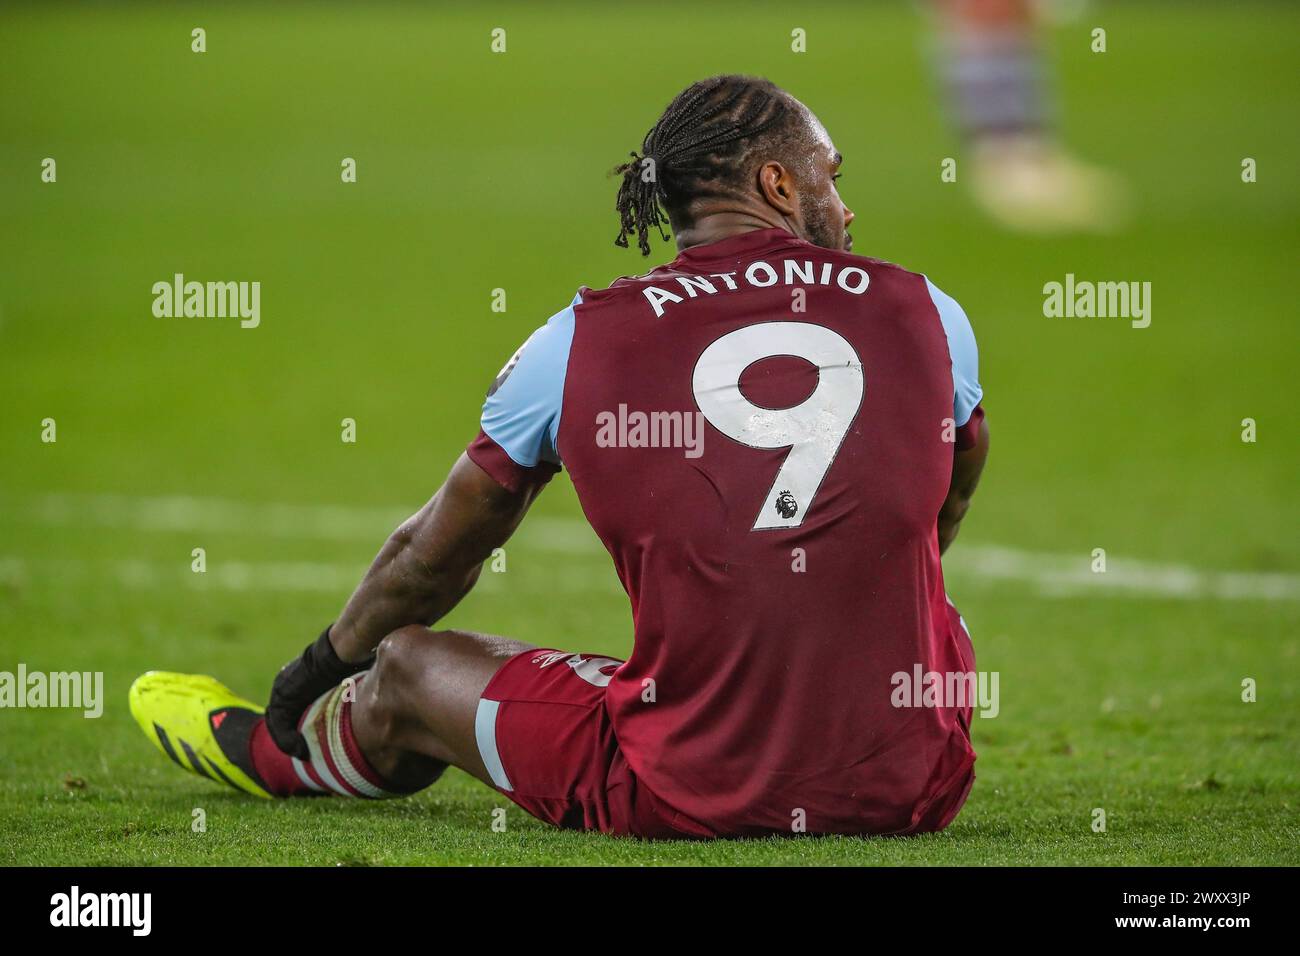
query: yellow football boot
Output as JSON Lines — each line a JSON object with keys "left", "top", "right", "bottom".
{"left": 129, "top": 671, "right": 271, "bottom": 798}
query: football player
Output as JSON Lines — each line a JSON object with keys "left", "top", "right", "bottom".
{"left": 132, "top": 75, "right": 989, "bottom": 838}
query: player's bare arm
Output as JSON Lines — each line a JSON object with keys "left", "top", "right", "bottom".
{"left": 330, "top": 454, "right": 539, "bottom": 663}
{"left": 939, "top": 412, "right": 990, "bottom": 554}
{"left": 263, "top": 454, "right": 540, "bottom": 760}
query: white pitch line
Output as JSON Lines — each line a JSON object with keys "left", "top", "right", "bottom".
{"left": 16, "top": 493, "right": 601, "bottom": 553}
{"left": 951, "top": 545, "right": 1300, "bottom": 602}
{"left": 4, "top": 493, "right": 1298, "bottom": 601}
{"left": 0, "top": 555, "right": 623, "bottom": 596}
{"left": 23, "top": 492, "right": 410, "bottom": 542}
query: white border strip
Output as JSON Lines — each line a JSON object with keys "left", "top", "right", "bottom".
{"left": 474, "top": 698, "right": 513, "bottom": 792}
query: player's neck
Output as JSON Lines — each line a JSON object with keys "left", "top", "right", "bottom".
{"left": 673, "top": 211, "right": 795, "bottom": 253}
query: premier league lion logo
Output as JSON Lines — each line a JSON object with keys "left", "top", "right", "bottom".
{"left": 774, "top": 490, "right": 798, "bottom": 519}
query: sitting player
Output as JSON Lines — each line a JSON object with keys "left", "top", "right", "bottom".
{"left": 131, "top": 75, "right": 990, "bottom": 838}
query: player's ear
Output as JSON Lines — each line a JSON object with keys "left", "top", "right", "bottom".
{"left": 756, "top": 161, "right": 798, "bottom": 216}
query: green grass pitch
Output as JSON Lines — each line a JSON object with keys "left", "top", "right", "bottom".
{"left": 0, "top": 1, "right": 1297, "bottom": 865}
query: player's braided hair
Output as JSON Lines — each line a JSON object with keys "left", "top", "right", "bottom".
{"left": 613, "top": 75, "right": 798, "bottom": 255}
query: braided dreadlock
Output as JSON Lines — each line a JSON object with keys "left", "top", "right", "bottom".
{"left": 613, "top": 75, "right": 800, "bottom": 256}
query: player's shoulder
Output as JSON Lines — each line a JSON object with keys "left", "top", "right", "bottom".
{"left": 813, "top": 244, "right": 960, "bottom": 314}
{"left": 488, "top": 291, "right": 582, "bottom": 392}
{"left": 804, "top": 240, "right": 915, "bottom": 282}
{"left": 578, "top": 263, "right": 687, "bottom": 302}
{"left": 827, "top": 246, "right": 971, "bottom": 315}
{"left": 568, "top": 264, "right": 703, "bottom": 327}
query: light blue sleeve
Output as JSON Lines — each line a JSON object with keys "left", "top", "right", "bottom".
{"left": 924, "top": 277, "right": 982, "bottom": 427}
{"left": 480, "top": 293, "right": 579, "bottom": 467}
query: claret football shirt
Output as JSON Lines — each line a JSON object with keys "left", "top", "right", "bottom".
{"left": 468, "top": 227, "right": 983, "bottom": 835}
